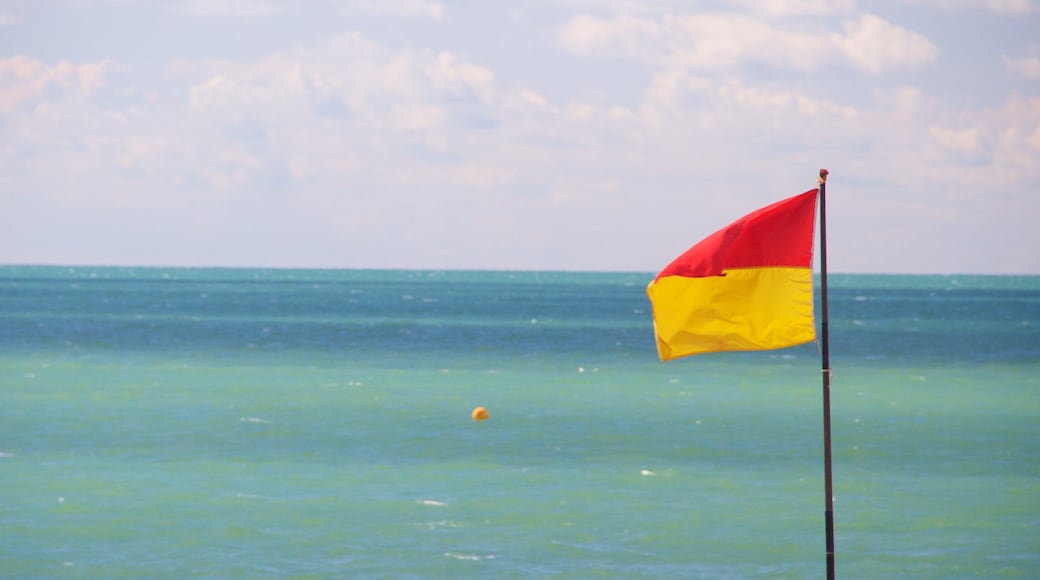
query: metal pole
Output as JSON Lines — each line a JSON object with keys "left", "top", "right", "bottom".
{"left": 818, "top": 168, "right": 835, "bottom": 579}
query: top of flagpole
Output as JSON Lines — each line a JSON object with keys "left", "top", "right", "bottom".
{"left": 818, "top": 168, "right": 829, "bottom": 185}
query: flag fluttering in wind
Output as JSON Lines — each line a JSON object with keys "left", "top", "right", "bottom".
{"left": 646, "top": 189, "right": 819, "bottom": 361}
{"left": 646, "top": 173, "right": 836, "bottom": 579}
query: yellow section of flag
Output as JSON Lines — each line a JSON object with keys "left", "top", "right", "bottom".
{"left": 647, "top": 267, "right": 815, "bottom": 360}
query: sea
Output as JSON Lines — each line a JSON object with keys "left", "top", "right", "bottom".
{"left": 1, "top": 266, "right": 1037, "bottom": 579}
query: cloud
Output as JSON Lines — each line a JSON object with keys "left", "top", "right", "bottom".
{"left": 335, "top": 0, "right": 445, "bottom": 19}
{"left": 136, "top": 0, "right": 448, "bottom": 20}
{"left": 425, "top": 52, "right": 496, "bottom": 100}
{"left": 559, "top": 11, "right": 937, "bottom": 73}
{"left": 879, "top": 86, "right": 929, "bottom": 114}
{"left": 716, "top": 78, "right": 859, "bottom": 117}
{"left": 988, "top": 0, "right": 1039, "bottom": 11}
{"left": 638, "top": 69, "right": 859, "bottom": 122}
{"left": 165, "top": 31, "right": 509, "bottom": 204}
{"left": 0, "top": 9, "right": 20, "bottom": 26}
{"left": 913, "top": 95, "right": 1040, "bottom": 190}
{"left": 180, "top": 33, "right": 497, "bottom": 134}
{"left": 171, "top": 0, "right": 289, "bottom": 18}
{"left": 727, "top": 0, "right": 857, "bottom": 16}
{"left": 2, "top": 4, "right": 1037, "bottom": 273}
{"left": 930, "top": 125, "right": 986, "bottom": 156}
{"left": 1004, "top": 54, "right": 1040, "bottom": 79}
{"left": 543, "top": 0, "right": 855, "bottom": 17}
{"left": 834, "top": 14, "right": 938, "bottom": 74}
{"left": 520, "top": 89, "right": 549, "bottom": 108}
{"left": 188, "top": 72, "right": 308, "bottom": 118}
{"left": 0, "top": 56, "right": 111, "bottom": 114}
{"left": 906, "top": 0, "right": 1037, "bottom": 13}
{"left": 559, "top": 14, "right": 659, "bottom": 61}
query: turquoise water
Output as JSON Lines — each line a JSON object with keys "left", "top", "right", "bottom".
{"left": 1, "top": 267, "right": 1038, "bottom": 578}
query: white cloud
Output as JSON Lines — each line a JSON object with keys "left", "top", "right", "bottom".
{"left": 716, "top": 78, "right": 859, "bottom": 117}
{"left": 728, "top": 0, "right": 857, "bottom": 16}
{"left": 544, "top": 0, "right": 856, "bottom": 17}
{"left": 833, "top": 14, "right": 938, "bottom": 74}
{"left": 638, "top": 70, "right": 859, "bottom": 123}
{"left": 1004, "top": 54, "right": 1040, "bottom": 79}
{"left": 154, "top": 0, "right": 449, "bottom": 20}
{"left": 172, "top": 0, "right": 288, "bottom": 18}
{"left": 520, "top": 90, "right": 549, "bottom": 107}
{"left": 907, "top": 0, "right": 1037, "bottom": 13}
{"left": 0, "top": 9, "right": 20, "bottom": 26}
{"left": 425, "top": 52, "right": 496, "bottom": 100}
{"left": 1029, "top": 122, "right": 1040, "bottom": 151}
{"left": 988, "top": 0, "right": 1039, "bottom": 12}
{"left": 0, "top": 56, "right": 111, "bottom": 114}
{"left": 2, "top": 3, "right": 1038, "bottom": 273}
{"left": 156, "top": 31, "right": 511, "bottom": 206}
{"left": 450, "top": 163, "right": 516, "bottom": 190}
{"left": 559, "top": 14, "right": 660, "bottom": 60}
{"left": 930, "top": 125, "right": 985, "bottom": 155}
{"left": 560, "top": 12, "right": 936, "bottom": 73}
{"left": 991, "top": 95, "right": 1040, "bottom": 170}
{"left": 911, "top": 95, "right": 1040, "bottom": 193}
{"left": 179, "top": 32, "right": 498, "bottom": 135}
{"left": 878, "top": 86, "right": 929, "bottom": 114}
{"left": 335, "top": 0, "right": 445, "bottom": 19}
{"left": 668, "top": 14, "right": 830, "bottom": 71}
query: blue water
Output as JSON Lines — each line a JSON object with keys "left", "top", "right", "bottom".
{"left": 2, "top": 267, "right": 1038, "bottom": 578}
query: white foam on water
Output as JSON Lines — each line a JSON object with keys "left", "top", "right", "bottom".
{"left": 444, "top": 552, "right": 495, "bottom": 561}
{"left": 640, "top": 469, "right": 656, "bottom": 476}
{"left": 418, "top": 499, "right": 447, "bottom": 506}
{"left": 234, "top": 492, "right": 273, "bottom": 500}
{"left": 420, "top": 520, "right": 462, "bottom": 530}
{"left": 240, "top": 417, "right": 270, "bottom": 423}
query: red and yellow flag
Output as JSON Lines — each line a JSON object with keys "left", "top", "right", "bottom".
{"left": 647, "top": 189, "right": 819, "bottom": 361}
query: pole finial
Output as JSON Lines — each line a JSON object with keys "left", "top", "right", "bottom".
{"left": 818, "top": 168, "right": 829, "bottom": 185}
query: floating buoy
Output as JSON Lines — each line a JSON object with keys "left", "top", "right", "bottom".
{"left": 471, "top": 406, "right": 489, "bottom": 421}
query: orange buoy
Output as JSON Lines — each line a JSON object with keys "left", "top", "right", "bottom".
{"left": 471, "top": 406, "right": 489, "bottom": 421}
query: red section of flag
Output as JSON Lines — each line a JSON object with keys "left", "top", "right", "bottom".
{"left": 655, "top": 189, "right": 818, "bottom": 279}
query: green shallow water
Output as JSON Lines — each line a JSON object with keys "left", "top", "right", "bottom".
{"left": 1, "top": 267, "right": 1038, "bottom": 578}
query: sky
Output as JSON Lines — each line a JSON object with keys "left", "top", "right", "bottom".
{"left": 1, "top": 0, "right": 1038, "bottom": 274}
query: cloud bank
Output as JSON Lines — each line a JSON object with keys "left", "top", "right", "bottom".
{"left": 1, "top": 0, "right": 1038, "bottom": 273}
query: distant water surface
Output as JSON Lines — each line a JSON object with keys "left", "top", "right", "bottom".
{"left": 1, "top": 267, "right": 1037, "bottom": 578}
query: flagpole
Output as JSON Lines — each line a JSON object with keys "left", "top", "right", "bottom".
{"left": 818, "top": 168, "right": 835, "bottom": 579}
